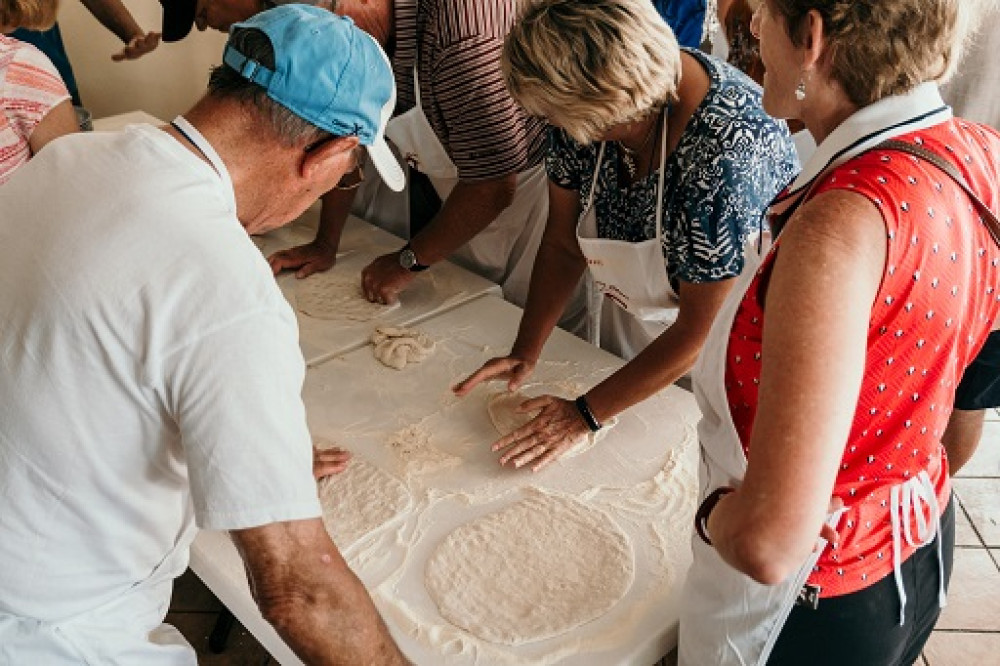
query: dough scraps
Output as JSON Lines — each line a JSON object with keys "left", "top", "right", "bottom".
{"left": 371, "top": 326, "right": 436, "bottom": 370}
{"left": 486, "top": 390, "right": 618, "bottom": 458}
{"left": 424, "top": 491, "right": 634, "bottom": 645}
{"left": 295, "top": 272, "right": 400, "bottom": 321}
{"left": 315, "top": 445, "right": 411, "bottom": 550}
{"left": 385, "top": 424, "right": 462, "bottom": 476}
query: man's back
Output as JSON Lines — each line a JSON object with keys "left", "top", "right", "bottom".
{"left": 0, "top": 126, "right": 316, "bottom": 626}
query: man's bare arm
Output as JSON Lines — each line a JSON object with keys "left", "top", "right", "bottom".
{"left": 232, "top": 518, "right": 407, "bottom": 665}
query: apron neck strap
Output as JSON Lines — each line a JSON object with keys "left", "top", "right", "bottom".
{"left": 589, "top": 107, "right": 669, "bottom": 244}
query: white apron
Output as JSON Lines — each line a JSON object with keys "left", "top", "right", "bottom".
{"left": 0, "top": 549, "right": 195, "bottom": 665}
{"left": 678, "top": 84, "right": 952, "bottom": 665}
{"left": 362, "top": 67, "right": 586, "bottom": 332}
{"left": 577, "top": 120, "right": 679, "bottom": 359}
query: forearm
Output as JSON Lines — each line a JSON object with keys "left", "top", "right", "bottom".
{"left": 234, "top": 520, "right": 407, "bottom": 665}
{"left": 79, "top": 0, "right": 143, "bottom": 43}
{"left": 263, "top": 571, "right": 404, "bottom": 665}
{"left": 409, "top": 176, "right": 516, "bottom": 265}
{"left": 584, "top": 321, "right": 704, "bottom": 424}
{"left": 942, "top": 408, "right": 985, "bottom": 475}
{"left": 315, "top": 187, "right": 357, "bottom": 254}
{"left": 511, "top": 238, "right": 586, "bottom": 361}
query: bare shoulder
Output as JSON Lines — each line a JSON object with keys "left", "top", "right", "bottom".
{"left": 779, "top": 188, "right": 887, "bottom": 275}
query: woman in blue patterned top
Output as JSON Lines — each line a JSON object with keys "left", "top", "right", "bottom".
{"left": 454, "top": 0, "right": 797, "bottom": 471}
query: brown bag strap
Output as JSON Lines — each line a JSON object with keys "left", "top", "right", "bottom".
{"left": 876, "top": 139, "right": 1000, "bottom": 248}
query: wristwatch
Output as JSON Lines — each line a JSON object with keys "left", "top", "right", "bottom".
{"left": 398, "top": 243, "right": 429, "bottom": 272}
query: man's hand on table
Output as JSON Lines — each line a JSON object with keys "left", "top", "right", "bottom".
{"left": 313, "top": 446, "right": 351, "bottom": 480}
{"left": 361, "top": 252, "right": 416, "bottom": 304}
{"left": 269, "top": 239, "right": 338, "bottom": 278}
{"left": 491, "top": 395, "right": 590, "bottom": 472}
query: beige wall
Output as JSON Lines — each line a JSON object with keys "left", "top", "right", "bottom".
{"left": 58, "top": 0, "right": 227, "bottom": 121}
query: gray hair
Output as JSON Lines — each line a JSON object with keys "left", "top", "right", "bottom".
{"left": 770, "top": 0, "right": 998, "bottom": 106}
{"left": 207, "top": 27, "right": 331, "bottom": 148}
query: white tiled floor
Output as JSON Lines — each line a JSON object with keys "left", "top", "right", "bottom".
{"left": 923, "top": 410, "right": 1000, "bottom": 664}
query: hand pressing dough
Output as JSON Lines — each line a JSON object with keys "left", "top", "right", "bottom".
{"left": 315, "top": 445, "right": 411, "bottom": 550}
{"left": 424, "top": 491, "right": 634, "bottom": 645}
{"left": 296, "top": 272, "right": 400, "bottom": 321}
{"left": 486, "top": 390, "right": 617, "bottom": 458}
{"left": 371, "top": 327, "right": 435, "bottom": 370}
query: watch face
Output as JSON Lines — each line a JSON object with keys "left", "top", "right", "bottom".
{"left": 399, "top": 248, "right": 417, "bottom": 269}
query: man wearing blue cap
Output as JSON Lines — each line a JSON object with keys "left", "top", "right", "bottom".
{"left": 0, "top": 6, "right": 406, "bottom": 664}
{"left": 161, "top": 0, "right": 588, "bottom": 334}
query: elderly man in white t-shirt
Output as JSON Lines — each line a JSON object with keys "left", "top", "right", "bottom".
{"left": 0, "top": 6, "right": 406, "bottom": 664}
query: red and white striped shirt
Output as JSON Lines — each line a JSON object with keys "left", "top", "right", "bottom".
{"left": 391, "top": 0, "right": 546, "bottom": 181}
{"left": 1, "top": 35, "right": 70, "bottom": 185}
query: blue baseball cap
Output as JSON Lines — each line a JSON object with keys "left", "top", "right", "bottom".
{"left": 224, "top": 5, "right": 404, "bottom": 191}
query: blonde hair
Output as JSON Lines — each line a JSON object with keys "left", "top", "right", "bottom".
{"left": 1, "top": 0, "right": 58, "bottom": 31}
{"left": 771, "top": 0, "right": 996, "bottom": 107}
{"left": 502, "top": 0, "right": 681, "bottom": 144}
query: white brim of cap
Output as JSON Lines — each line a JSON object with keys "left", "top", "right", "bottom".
{"left": 366, "top": 137, "right": 405, "bottom": 192}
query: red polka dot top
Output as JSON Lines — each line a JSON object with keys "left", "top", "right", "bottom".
{"left": 726, "top": 119, "right": 1000, "bottom": 598}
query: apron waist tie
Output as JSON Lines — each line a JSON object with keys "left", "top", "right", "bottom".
{"left": 889, "top": 470, "right": 946, "bottom": 626}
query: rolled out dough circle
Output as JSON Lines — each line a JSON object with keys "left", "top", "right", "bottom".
{"left": 295, "top": 272, "right": 400, "bottom": 321}
{"left": 317, "top": 450, "right": 411, "bottom": 550}
{"left": 486, "top": 390, "right": 617, "bottom": 458}
{"left": 424, "top": 492, "right": 634, "bottom": 645}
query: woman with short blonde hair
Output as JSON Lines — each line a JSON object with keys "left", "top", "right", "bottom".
{"left": 503, "top": 0, "right": 681, "bottom": 145}
{"left": 455, "top": 0, "right": 797, "bottom": 473}
{"left": 679, "top": 0, "right": 1000, "bottom": 664}
{"left": 1, "top": 0, "right": 77, "bottom": 184}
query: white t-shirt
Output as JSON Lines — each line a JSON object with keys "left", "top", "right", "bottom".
{"left": 0, "top": 126, "right": 321, "bottom": 629}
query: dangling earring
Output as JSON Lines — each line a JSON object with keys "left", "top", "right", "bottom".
{"left": 794, "top": 78, "right": 807, "bottom": 101}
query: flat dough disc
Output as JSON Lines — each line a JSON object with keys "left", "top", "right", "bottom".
{"left": 486, "top": 391, "right": 538, "bottom": 435}
{"left": 295, "top": 272, "right": 400, "bottom": 321}
{"left": 317, "top": 452, "right": 411, "bottom": 550}
{"left": 486, "top": 390, "right": 617, "bottom": 458}
{"left": 424, "top": 492, "right": 634, "bottom": 645}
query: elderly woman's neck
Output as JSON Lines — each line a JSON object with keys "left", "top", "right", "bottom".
{"left": 801, "top": 88, "right": 859, "bottom": 146}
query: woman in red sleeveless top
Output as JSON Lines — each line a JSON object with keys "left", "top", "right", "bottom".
{"left": 679, "top": 1, "right": 1000, "bottom": 664}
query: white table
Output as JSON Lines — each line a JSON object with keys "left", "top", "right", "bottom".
{"left": 253, "top": 211, "right": 502, "bottom": 366}
{"left": 92, "top": 110, "right": 163, "bottom": 131}
{"left": 190, "top": 296, "right": 700, "bottom": 665}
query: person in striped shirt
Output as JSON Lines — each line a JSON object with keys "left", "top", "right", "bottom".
{"left": 1, "top": 0, "right": 78, "bottom": 185}
{"left": 163, "top": 0, "right": 587, "bottom": 332}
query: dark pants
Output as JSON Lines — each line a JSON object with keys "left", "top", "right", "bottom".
{"left": 954, "top": 330, "right": 1000, "bottom": 410}
{"left": 768, "top": 497, "right": 955, "bottom": 666}
{"left": 407, "top": 168, "right": 442, "bottom": 238}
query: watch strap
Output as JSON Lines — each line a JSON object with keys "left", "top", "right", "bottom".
{"left": 400, "top": 243, "right": 429, "bottom": 272}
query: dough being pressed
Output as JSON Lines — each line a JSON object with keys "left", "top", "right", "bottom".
{"left": 424, "top": 491, "right": 634, "bottom": 645}
{"left": 486, "top": 390, "right": 617, "bottom": 458}
{"left": 315, "top": 445, "right": 411, "bottom": 550}
{"left": 296, "top": 272, "right": 400, "bottom": 321}
{"left": 371, "top": 326, "right": 435, "bottom": 370}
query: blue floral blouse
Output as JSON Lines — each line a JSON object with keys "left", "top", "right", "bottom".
{"left": 546, "top": 48, "right": 799, "bottom": 288}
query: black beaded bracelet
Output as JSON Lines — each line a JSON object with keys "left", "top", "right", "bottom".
{"left": 695, "top": 486, "right": 735, "bottom": 546}
{"left": 574, "top": 395, "right": 602, "bottom": 432}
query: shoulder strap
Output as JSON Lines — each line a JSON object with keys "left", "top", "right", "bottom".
{"left": 876, "top": 139, "right": 1000, "bottom": 248}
